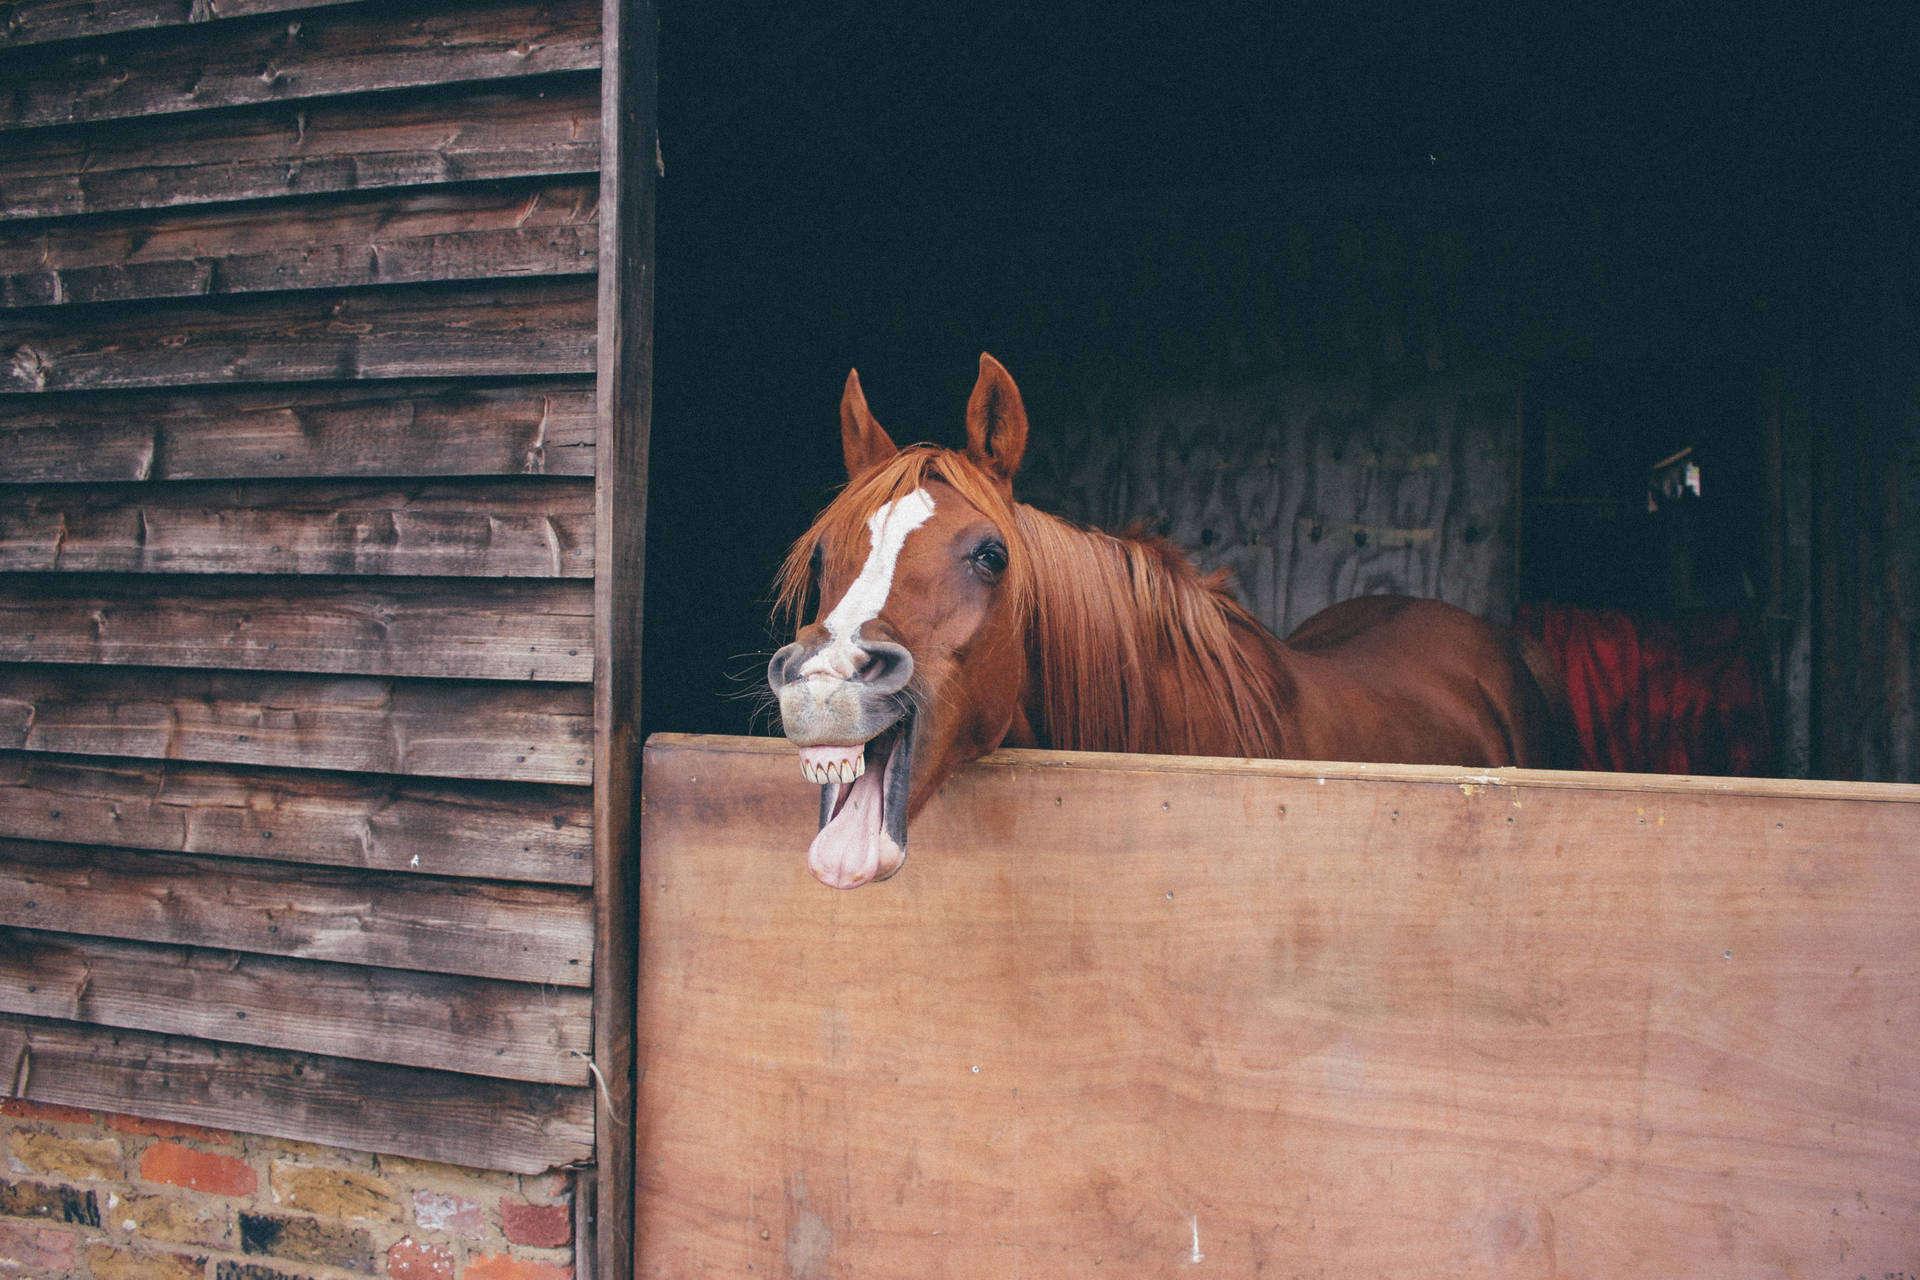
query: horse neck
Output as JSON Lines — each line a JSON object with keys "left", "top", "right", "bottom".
{"left": 1011, "top": 505, "right": 1297, "bottom": 757}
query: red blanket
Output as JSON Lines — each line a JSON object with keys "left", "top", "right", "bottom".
{"left": 1518, "top": 603, "right": 1770, "bottom": 776}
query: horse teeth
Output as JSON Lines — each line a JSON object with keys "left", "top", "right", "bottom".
{"left": 801, "top": 754, "right": 866, "bottom": 785}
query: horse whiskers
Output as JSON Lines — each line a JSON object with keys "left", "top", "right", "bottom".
{"left": 719, "top": 650, "right": 779, "bottom": 687}
{"left": 744, "top": 699, "right": 784, "bottom": 737}
{"left": 723, "top": 680, "right": 781, "bottom": 706}
{"left": 720, "top": 653, "right": 786, "bottom": 734}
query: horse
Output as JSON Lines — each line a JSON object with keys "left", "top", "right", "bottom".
{"left": 769, "top": 353, "right": 1575, "bottom": 888}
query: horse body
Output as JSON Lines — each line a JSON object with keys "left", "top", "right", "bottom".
{"left": 1281, "top": 595, "right": 1564, "bottom": 766}
{"left": 1011, "top": 507, "right": 1562, "bottom": 767}
{"left": 771, "top": 354, "right": 1572, "bottom": 887}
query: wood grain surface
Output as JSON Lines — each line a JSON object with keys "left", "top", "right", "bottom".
{"left": 0, "top": 179, "right": 598, "bottom": 307}
{"left": 0, "top": 665, "right": 594, "bottom": 783}
{"left": 0, "top": 838, "right": 594, "bottom": 985}
{"left": 0, "top": 576, "right": 593, "bottom": 681}
{"left": 1, "top": 278, "right": 595, "bottom": 392}
{"left": 637, "top": 734, "right": 1920, "bottom": 1278}
{"left": 0, "top": 78, "right": 599, "bottom": 218}
{"left": 0, "top": 1012, "right": 593, "bottom": 1173}
{"left": 0, "top": 381, "right": 596, "bottom": 483}
{"left": 0, "top": 479, "right": 594, "bottom": 577}
{"left": 1020, "top": 374, "right": 1521, "bottom": 635}
{"left": 590, "top": 0, "right": 656, "bottom": 1268}
{"left": 0, "top": 0, "right": 616, "bottom": 1210}
{"left": 0, "top": 0, "right": 363, "bottom": 48}
{"left": 0, "top": 928, "right": 591, "bottom": 1083}
{"left": 0, "top": 751, "right": 591, "bottom": 883}
{"left": 0, "top": 0, "right": 599, "bottom": 128}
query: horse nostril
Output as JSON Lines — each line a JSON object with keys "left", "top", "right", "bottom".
{"left": 768, "top": 642, "right": 807, "bottom": 691}
{"left": 855, "top": 642, "right": 913, "bottom": 692}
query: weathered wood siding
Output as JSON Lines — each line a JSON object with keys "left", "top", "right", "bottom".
{"left": 1021, "top": 371, "right": 1519, "bottom": 637}
{"left": 638, "top": 734, "right": 1920, "bottom": 1277}
{"left": 1810, "top": 210, "right": 1920, "bottom": 783}
{"left": 1008, "top": 213, "right": 1522, "bottom": 637}
{"left": 0, "top": 0, "right": 614, "bottom": 1177}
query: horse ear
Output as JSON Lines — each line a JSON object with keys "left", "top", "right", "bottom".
{"left": 840, "top": 368, "right": 899, "bottom": 478}
{"left": 965, "top": 353, "right": 1028, "bottom": 485}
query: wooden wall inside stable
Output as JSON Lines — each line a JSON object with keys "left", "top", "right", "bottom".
{"left": 0, "top": 0, "right": 635, "bottom": 1194}
{"left": 637, "top": 734, "right": 1919, "bottom": 1278}
{"left": 978, "top": 201, "right": 1527, "bottom": 637}
{"left": 1015, "top": 360, "right": 1520, "bottom": 635}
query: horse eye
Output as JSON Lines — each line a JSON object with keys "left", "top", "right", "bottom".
{"left": 969, "top": 539, "right": 1008, "bottom": 579}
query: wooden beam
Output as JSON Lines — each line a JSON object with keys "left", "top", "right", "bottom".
{"left": 0, "top": 479, "right": 595, "bottom": 577}
{"left": 594, "top": 0, "right": 655, "bottom": 1274}
{"left": 0, "top": 180, "right": 599, "bottom": 308}
{"left": 0, "top": 665, "right": 593, "bottom": 784}
{"left": 0, "top": 0, "right": 600, "bottom": 130}
{"left": 0, "top": 1013, "right": 593, "bottom": 1174}
{"left": 0, "top": 928, "right": 592, "bottom": 1085}
{"left": 0, "top": 0, "right": 365, "bottom": 49}
{"left": 0, "top": 381, "right": 596, "bottom": 483}
{"left": 0, "top": 576, "right": 593, "bottom": 681}
{"left": 0, "top": 78, "right": 599, "bottom": 219}
{"left": 635, "top": 734, "right": 1920, "bottom": 1276}
{"left": 651, "top": 733, "right": 1920, "bottom": 805}
{"left": 0, "top": 838, "right": 594, "bottom": 986}
{"left": 0, "top": 752, "right": 592, "bottom": 885}
{"left": 1, "top": 278, "right": 595, "bottom": 392}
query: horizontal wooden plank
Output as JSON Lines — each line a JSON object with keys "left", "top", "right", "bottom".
{"left": 637, "top": 735, "right": 1920, "bottom": 1275}
{"left": 672, "top": 733, "right": 1920, "bottom": 806}
{"left": 0, "top": 380, "right": 596, "bottom": 482}
{"left": 0, "top": 1013, "right": 593, "bottom": 1172}
{"left": 2, "top": 277, "right": 596, "bottom": 391}
{"left": 0, "top": 179, "right": 599, "bottom": 307}
{"left": 0, "top": 751, "right": 592, "bottom": 884}
{"left": 0, "top": 838, "right": 594, "bottom": 985}
{"left": 0, "top": 0, "right": 363, "bottom": 49}
{"left": 0, "top": 576, "right": 593, "bottom": 680}
{"left": 0, "top": 76, "right": 598, "bottom": 219}
{"left": 0, "top": 479, "right": 595, "bottom": 576}
{"left": 0, "top": 928, "right": 591, "bottom": 1084}
{"left": 0, "top": 665, "right": 593, "bottom": 783}
{"left": 0, "top": 0, "right": 599, "bottom": 130}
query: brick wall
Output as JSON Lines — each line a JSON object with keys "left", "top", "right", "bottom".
{"left": 0, "top": 1101, "right": 576, "bottom": 1280}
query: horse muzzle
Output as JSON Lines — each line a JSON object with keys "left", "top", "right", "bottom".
{"left": 768, "top": 637, "right": 914, "bottom": 746}
{"left": 768, "top": 637, "right": 918, "bottom": 888}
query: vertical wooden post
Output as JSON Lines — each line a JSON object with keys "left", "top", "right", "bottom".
{"left": 594, "top": 0, "right": 656, "bottom": 1276}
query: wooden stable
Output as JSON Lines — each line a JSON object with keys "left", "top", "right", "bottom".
{"left": 638, "top": 734, "right": 1919, "bottom": 1277}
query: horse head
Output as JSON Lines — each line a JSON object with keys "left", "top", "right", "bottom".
{"left": 769, "top": 354, "right": 1034, "bottom": 887}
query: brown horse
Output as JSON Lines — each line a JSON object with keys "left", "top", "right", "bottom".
{"left": 770, "top": 354, "right": 1573, "bottom": 887}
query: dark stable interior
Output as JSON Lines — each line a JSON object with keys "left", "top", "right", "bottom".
{"left": 646, "top": 3, "right": 1909, "bottom": 778}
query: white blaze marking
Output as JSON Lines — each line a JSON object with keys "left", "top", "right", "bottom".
{"left": 801, "top": 488, "right": 935, "bottom": 677}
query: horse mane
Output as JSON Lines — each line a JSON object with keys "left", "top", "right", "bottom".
{"left": 1013, "top": 506, "right": 1292, "bottom": 757}
{"left": 775, "top": 445, "right": 1292, "bottom": 758}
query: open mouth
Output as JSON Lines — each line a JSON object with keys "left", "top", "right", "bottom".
{"left": 797, "top": 706, "right": 916, "bottom": 888}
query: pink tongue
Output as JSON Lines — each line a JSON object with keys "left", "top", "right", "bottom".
{"left": 808, "top": 765, "right": 887, "bottom": 888}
